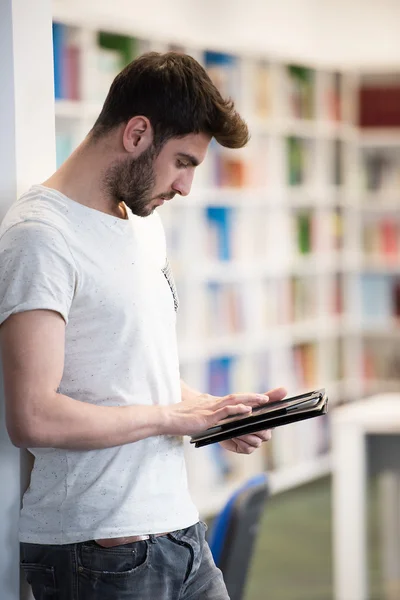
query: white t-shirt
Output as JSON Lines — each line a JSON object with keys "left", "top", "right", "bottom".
{"left": 0, "top": 184, "right": 198, "bottom": 544}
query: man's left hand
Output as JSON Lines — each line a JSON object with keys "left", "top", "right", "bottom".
{"left": 219, "top": 387, "right": 287, "bottom": 454}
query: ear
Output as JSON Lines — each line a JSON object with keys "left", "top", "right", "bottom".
{"left": 122, "top": 116, "right": 153, "bottom": 154}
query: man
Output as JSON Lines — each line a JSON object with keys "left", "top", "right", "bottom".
{"left": 0, "top": 51, "right": 286, "bottom": 599}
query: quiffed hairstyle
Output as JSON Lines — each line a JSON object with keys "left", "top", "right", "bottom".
{"left": 91, "top": 51, "right": 249, "bottom": 149}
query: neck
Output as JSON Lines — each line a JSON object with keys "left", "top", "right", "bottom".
{"left": 42, "top": 136, "right": 127, "bottom": 219}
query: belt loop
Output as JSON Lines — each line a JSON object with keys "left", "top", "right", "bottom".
{"left": 149, "top": 534, "right": 157, "bottom": 544}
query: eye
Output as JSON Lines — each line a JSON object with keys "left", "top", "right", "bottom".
{"left": 176, "top": 159, "right": 189, "bottom": 169}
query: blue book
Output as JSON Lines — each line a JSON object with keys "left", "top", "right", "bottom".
{"left": 52, "top": 22, "right": 65, "bottom": 99}
{"left": 206, "top": 207, "right": 232, "bottom": 261}
{"left": 361, "top": 274, "right": 392, "bottom": 325}
{"left": 204, "top": 51, "right": 236, "bottom": 67}
{"left": 208, "top": 356, "right": 234, "bottom": 397}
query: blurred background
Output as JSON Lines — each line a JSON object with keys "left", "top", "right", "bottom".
{"left": 7, "top": 0, "right": 400, "bottom": 598}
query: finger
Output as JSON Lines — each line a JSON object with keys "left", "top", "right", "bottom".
{"left": 219, "top": 439, "right": 248, "bottom": 454}
{"left": 233, "top": 438, "right": 257, "bottom": 454}
{"left": 218, "top": 439, "right": 237, "bottom": 453}
{"left": 219, "top": 393, "right": 269, "bottom": 408}
{"left": 214, "top": 403, "right": 252, "bottom": 422}
{"left": 263, "top": 387, "right": 287, "bottom": 402}
{"left": 234, "top": 434, "right": 263, "bottom": 448}
{"left": 252, "top": 429, "right": 272, "bottom": 442}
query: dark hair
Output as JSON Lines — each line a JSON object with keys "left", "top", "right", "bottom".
{"left": 90, "top": 51, "right": 249, "bottom": 149}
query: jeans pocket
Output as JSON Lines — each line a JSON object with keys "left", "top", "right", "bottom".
{"left": 20, "top": 562, "right": 57, "bottom": 599}
{"left": 78, "top": 540, "right": 150, "bottom": 579}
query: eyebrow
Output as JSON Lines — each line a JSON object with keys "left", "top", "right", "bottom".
{"left": 176, "top": 152, "right": 200, "bottom": 167}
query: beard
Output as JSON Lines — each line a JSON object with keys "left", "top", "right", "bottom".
{"left": 103, "top": 144, "right": 159, "bottom": 217}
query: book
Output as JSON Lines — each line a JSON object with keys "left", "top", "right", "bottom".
{"left": 204, "top": 51, "right": 239, "bottom": 100}
{"left": 287, "top": 65, "right": 315, "bottom": 120}
{"left": 359, "top": 85, "right": 400, "bottom": 127}
{"left": 97, "top": 32, "right": 137, "bottom": 68}
{"left": 287, "top": 137, "right": 312, "bottom": 187}
{"left": 52, "top": 23, "right": 81, "bottom": 101}
{"left": 52, "top": 22, "right": 66, "bottom": 99}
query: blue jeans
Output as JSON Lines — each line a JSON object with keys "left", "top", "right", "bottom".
{"left": 20, "top": 522, "right": 230, "bottom": 599}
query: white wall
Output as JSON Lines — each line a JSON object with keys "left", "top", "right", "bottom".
{"left": 0, "top": 2, "right": 23, "bottom": 598}
{"left": 0, "top": 1, "right": 55, "bottom": 599}
{"left": 52, "top": 0, "right": 400, "bottom": 69}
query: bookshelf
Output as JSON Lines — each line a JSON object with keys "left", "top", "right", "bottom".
{"left": 355, "top": 73, "right": 400, "bottom": 403}
{"left": 356, "top": 133, "right": 400, "bottom": 401}
{"left": 50, "top": 11, "right": 362, "bottom": 516}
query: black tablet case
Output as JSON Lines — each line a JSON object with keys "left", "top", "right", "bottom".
{"left": 190, "top": 389, "right": 328, "bottom": 448}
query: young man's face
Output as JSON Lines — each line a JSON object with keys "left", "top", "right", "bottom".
{"left": 104, "top": 132, "right": 211, "bottom": 217}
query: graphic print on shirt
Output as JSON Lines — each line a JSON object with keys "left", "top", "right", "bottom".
{"left": 162, "top": 258, "right": 179, "bottom": 312}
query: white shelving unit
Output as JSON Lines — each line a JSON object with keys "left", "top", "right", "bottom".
{"left": 50, "top": 9, "right": 365, "bottom": 515}
{"left": 355, "top": 94, "right": 400, "bottom": 402}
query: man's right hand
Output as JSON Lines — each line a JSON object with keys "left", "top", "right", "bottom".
{"left": 160, "top": 392, "right": 269, "bottom": 436}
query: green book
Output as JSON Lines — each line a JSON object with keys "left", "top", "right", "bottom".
{"left": 287, "top": 137, "right": 303, "bottom": 186}
{"left": 297, "top": 212, "right": 311, "bottom": 254}
{"left": 288, "top": 65, "right": 315, "bottom": 119}
{"left": 98, "top": 32, "right": 138, "bottom": 68}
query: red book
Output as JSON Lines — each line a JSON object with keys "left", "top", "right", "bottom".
{"left": 381, "top": 220, "right": 398, "bottom": 258}
{"left": 64, "top": 44, "right": 80, "bottom": 101}
{"left": 359, "top": 86, "right": 400, "bottom": 128}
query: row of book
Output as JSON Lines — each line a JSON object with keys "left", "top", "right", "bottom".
{"left": 205, "top": 345, "right": 319, "bottom": 397}
{"left": 176, "top": 274, "right": 345, "bottom": 341}
{"left": 206, "top": 137, "right": 345, "bottom": 189}
{"left": 363, "top": 219, "right": 400, "bottom": 260}
{"left": 176, "top": 282, "right": 363, "bottom": 357}
{"left": 187, "top": 54, "right": 342, "bottom": 125}
{"left": 52, "top": 24, "right": 345, "bottom": 126}
{"left": 52, "top": 23, "right": 142, "bottom": 103}
{"left": 202, "top": 206, "right": 343, "bottom": 261}
{"left": 162, "top": 204, "right": 345, "bottom": 273}
{"left": 361, "top": 274, "right": 400, "bottom": 325}
{"left": 180, "top": 341, "right": 346, "bottom": 398}
{"left": 163, "top": 209, "right": 345, "bottom": 278}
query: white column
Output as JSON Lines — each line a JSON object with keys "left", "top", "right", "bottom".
{"left": 332, "top": 421, "right": 367, "bottom": 600}
{"left": 0, "top": 1, "right": 55, "bottom": 599}
{"left": 379, "top": 471, "right": 400, "bottom": 600}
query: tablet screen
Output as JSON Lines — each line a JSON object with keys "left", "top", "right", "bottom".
{"left": 211, "top": 389, "right": 323, "bottom": 428}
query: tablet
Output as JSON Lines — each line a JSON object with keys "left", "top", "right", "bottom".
{"left": 190, "top": 388, "right": 328, "bottom": 448}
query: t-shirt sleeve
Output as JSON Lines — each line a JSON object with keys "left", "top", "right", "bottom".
{"left": 0, "top": 221, "right": 77, "bottom": 326}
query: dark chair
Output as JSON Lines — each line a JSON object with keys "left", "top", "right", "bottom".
{"left": 207, "top": 473, "right": 269, "bottom": 600}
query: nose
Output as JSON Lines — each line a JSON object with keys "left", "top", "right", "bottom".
{"left": 172, "top": 170, "right": 194, "bottom": 197}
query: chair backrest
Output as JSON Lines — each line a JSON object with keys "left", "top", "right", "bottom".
{"left": 207, "top": 473, "right": 269, "bottom": 600}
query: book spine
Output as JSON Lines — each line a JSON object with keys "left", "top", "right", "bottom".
{"left": 52, "top": 22, "right": 65, "bottom": 99}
